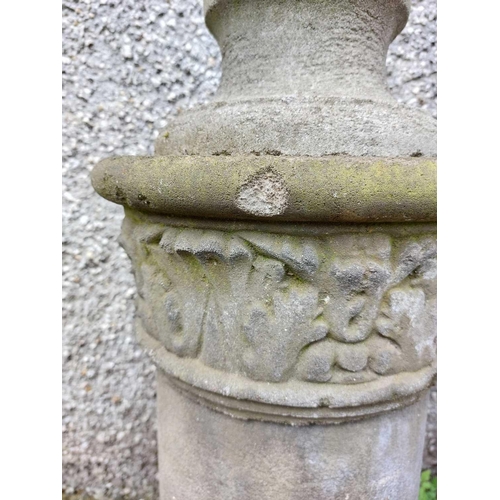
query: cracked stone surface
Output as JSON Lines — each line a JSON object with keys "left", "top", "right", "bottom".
{"left": 62, "top": 0, "right": 436, "bottom": 497}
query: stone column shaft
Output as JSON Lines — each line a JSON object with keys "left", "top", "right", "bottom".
{"left": 157, "top": 373, "right": 429, "bottom": 499}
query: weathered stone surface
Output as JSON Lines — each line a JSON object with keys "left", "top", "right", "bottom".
{"left": 88, "top": 0, "right": 437, "bottom": 497}
{"left": 92, "top": 155, "right": 437, "bottom": 222}
{"left": 64, "top": 0, "right": 437, "bottom": 496}
{"left": 157, "top": 373, "right": 429, "bottom": 500}
{"left": 156, "top": 0, "right": 436, "bottom": 157}
{"left": 120, "top": 212, "right": 436, "bottom": 427}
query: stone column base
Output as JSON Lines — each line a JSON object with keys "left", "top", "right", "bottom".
{"left": 158, "top": 371, "right": 428, "bottom": 500}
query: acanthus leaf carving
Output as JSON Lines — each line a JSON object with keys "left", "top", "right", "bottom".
{"left": 242, "top": 285, "right": 328, "bottom": 382}
{"left": 121, "top": 216, "right": 436, "bottom": 388}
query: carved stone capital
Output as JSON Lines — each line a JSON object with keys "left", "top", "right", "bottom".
{"left": 120, "top": 211, "right": 436, "bottom": 424}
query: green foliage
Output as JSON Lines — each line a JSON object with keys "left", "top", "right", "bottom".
{"left": 419, "top": 470, "right": 437, "bottom": 500}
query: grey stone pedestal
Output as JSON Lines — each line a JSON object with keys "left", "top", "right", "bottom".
{"left": 92, "top": 0, "right": 436, "bottom": 498}
{"left": 157, "top": 373, "right": 429, "bottom": 500}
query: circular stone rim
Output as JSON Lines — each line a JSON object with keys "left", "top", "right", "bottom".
{"left": 91, "top": 155, "right": 436, "bottom": 223}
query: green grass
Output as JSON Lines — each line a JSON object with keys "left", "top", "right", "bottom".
{"left": 419, "top": 470, "right": 437, "bottom": 500}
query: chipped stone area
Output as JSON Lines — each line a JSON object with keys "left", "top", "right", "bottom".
{"left": 63, "top": 0, "right": 437, "bottom": 497}
{"left": 235, "top": 169, "right": 289, "bottom": 216}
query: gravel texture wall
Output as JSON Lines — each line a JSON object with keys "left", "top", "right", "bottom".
{"left": 62, "top": 0, "right": 437, "bottom": 498}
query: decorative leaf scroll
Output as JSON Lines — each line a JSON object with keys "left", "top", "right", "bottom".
{"left": 242, "top": 285, "right": 328, "bottom": 382}
{"left": 121, "top": 218, "right": 436, "bottom": 384}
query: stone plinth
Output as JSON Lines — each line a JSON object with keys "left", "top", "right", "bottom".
{"left": 92, "top": 0, "right": 436, "bottom": 498}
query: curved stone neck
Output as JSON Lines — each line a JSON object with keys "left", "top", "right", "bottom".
{"left": 206, "top": 0, "right": 409, "bottom": 102}
{"left": 154, "top": 0, "right": 436, "bottom": 157}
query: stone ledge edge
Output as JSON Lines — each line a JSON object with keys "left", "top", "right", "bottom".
{"left": 91, "top": 155, "right": 436, "bottom": 223}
